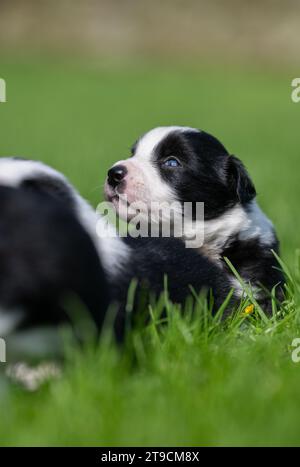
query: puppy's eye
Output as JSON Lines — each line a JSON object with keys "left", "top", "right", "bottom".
{"left": 163, "top": 158, "right": 181, "bottom": 168}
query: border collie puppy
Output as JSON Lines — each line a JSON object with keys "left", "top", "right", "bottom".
{"left": 0, "top": 158, "right": 235, "bottom": 345}
{"left": 105, "top": 126, "right": 284, "bottom": 312}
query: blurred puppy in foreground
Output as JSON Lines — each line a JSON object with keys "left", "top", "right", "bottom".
{"left": 0, "top": 158, "right": 114, "bottom": 359}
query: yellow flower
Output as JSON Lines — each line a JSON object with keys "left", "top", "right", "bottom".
{"left": 243, "top": 304, "right": 254, "bottom": 315}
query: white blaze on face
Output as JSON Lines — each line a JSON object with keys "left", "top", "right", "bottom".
{"left": 133, "top": 127, "right": 181, "bottom": 203}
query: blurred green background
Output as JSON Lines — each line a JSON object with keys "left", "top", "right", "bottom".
{"left": 0, "top": 0, "right": 300, "bottom": 446}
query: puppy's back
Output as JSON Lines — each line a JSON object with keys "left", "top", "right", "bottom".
{"left": 0, "top": 184, "right": 110, "bottom": 337}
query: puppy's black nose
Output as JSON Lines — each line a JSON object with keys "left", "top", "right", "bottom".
{"left": 107, "top": 165, "right": 127, "bottom": 187}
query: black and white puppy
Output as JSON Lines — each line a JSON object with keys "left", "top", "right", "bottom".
{"left": 0, "top": 157, "right": 235, "bottom": 347}
{"left": 105, "top": 126, "right": 284, "bottom": 311}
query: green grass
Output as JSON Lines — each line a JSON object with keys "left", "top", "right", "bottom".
{"left": 0, "top": 55, "right": 300, "bottom": 446}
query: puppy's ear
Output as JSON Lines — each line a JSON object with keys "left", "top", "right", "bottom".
{"left": 227, "top": 155, "right": 256, "bottom": 204}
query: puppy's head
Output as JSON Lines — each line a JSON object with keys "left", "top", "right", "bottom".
{"left": 105, "top": 126, "right": 256, "bottom": 220}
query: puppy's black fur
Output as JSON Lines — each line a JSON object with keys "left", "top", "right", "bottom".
{"left": 128, "top": 128, "right": 285, "bottom": 311}
{"left": 112, "top": 236, "right": 235, "bottom": 340}
{"left": 155, "top": 130, "right": 256, "bottom": 219}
